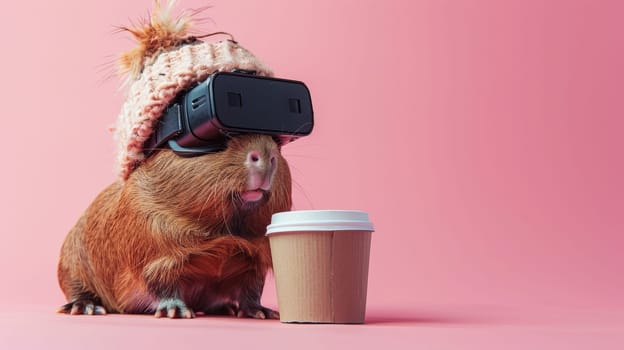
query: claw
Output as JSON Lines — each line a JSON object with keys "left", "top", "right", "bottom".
{"left": 155, "top": 298, "right": 195, "bottom": 319}
{"left": 205, "top": 303, "right": 238, "bottom": 316}
{"left": 237, "top": 305, "right": 279, "bottom": 320}
{"left": 57, "top": 299, "right": 107, "bottom": 316}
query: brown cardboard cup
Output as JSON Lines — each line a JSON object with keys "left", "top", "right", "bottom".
{"left": 266, "top": 210, "right": 374, "bottom": 324}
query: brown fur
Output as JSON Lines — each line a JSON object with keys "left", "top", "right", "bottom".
{"left": 58, "top": 134, "right": 291, "bottom": 318}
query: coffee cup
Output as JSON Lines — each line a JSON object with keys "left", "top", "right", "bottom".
{"left": 266, "top": 210, "right": 374, "bottom": 323}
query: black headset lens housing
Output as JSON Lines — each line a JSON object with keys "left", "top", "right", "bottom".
{"left": 145, "top": 71, "right": 314, "bottom": 157}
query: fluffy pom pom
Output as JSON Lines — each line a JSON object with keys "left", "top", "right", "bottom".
{"left": 118, "top": 0, "right": 195, "bottom": 80}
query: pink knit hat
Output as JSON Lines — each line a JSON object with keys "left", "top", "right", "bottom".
{"left": 114, "top": 1, "right": 272, "bottom": 180}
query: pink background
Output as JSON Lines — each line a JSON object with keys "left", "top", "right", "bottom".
{"left": 1, "top": 0, "right": 623, "bottom": 348}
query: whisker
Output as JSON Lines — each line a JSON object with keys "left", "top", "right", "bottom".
{"left": 188, "top": 5, "right": 213, "bottom": 17}
{"left": 196, "top": 189, "right": 212, "bottom": 224}
{"left": 283, "top": 122, "right": 314, "bottom": 138}
{"left": 96, "top": 72, "right": 118, "bottom": 87}
{"left": 281, "top": 154, "right": 324, "bottom": 160}
{"left": 282, "top": 157, "right": 316, "bottom": 209}
{"left": 191, "top": 17, "right": 216, "bottom": 28}
{"left": 285, "top": 162, "right": 308, "bottom": 179}
{"left": 228, "top": 191, "right": 242, "bottom": 240}
{"left": 95, "top": 58, "right": 117, "bottom": 71}
{"left": 292, "top": 179, "right": 315, "bottom": 209}
{"left": 222, "top": 198, "right": 233, "bottom": 236}
{"left": 94, "top": 55, "right": 121, "bottom": 86}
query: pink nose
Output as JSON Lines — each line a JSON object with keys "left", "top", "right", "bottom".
{"left": 246, "top": 150, "right": 277, "bottom": 190}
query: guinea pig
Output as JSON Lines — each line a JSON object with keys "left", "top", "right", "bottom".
{"left": 57, "top": 134, "right": 290, "bottom": 318}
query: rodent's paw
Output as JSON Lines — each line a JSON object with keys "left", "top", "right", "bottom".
{"left": 236, "top": 304, "right": 280, "bottom": 320}
{"left": 154, "top": 298, "right": 195, "bottom": 319}
{"left": 205, "top": 302, "right": 239, "bottom": 317}
{"left": 57, "top": 300, "right": 107, "bottom": 316}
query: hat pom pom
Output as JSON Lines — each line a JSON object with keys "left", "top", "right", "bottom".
{"left": 118, "top": 0, "right": 195, "bottom": 80}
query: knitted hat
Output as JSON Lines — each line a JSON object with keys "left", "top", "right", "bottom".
{"left": 114, "top": 1, "right": 272, "bottom": 180}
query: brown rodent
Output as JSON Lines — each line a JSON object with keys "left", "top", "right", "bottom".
{"left": 57, "top": 134, "right": 291, "bottom": 319}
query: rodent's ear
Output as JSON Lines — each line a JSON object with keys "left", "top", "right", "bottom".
{"left": 117, "top": 0, "right": 197, "bottom": 81}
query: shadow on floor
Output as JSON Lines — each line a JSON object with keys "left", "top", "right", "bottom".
{"left": 364, "top": 306, "right": 503, "bottom": 326}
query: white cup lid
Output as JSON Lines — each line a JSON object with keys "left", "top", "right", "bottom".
{"left": 266, "top": 210, "right": 375, "bottom": 235}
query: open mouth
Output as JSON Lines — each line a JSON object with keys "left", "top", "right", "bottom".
{"left": 241, "top": 189, "right": 266, "bottom": 202}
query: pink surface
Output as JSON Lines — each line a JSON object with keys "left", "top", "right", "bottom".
{"left": 1, "top": 304, "right": 623, "bottom": 349}
{"left": 1, "top": 0, "right": 623, "bottom": 348}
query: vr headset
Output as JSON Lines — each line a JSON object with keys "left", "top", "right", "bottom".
{"left": 145, "top": 71, "right": 314, "bottom": 157}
